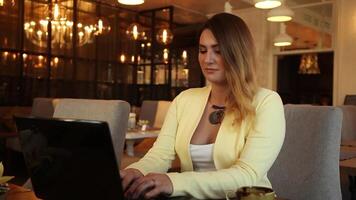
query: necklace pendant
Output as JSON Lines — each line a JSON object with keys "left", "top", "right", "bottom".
{"left": 209, "top": 110, "right": 225, "bottom": 125}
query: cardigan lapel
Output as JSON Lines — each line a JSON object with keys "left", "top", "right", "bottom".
{"left": 177, "top": 86, "right": 211, "bottom": 171}
{"left": 213, "top": 112, "right": 239, "bottom": 169}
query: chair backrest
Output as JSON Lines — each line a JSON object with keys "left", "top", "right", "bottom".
{"left": 344, "top": 95, "right": 356, "bottom": 105}
{"left": 4, "top": 106, "right": 32, "bottom": 152}
{"left": 31, "top": 97, "right": 60, "bottom": 118}
{"left": 139, "top": 100, "right": 171, "bottom": 128}
{"left": 268, "top": 105, "right": 342, "bottom": 200}
{"left": 53, "top": 99, "right": 130, "bottom": 166}
{"left": 338, "top": 105, "right": 356, "bottom": 141}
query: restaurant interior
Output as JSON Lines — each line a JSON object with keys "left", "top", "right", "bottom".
{"left": 0, "top": 0, "right": 356, "bottom": 199}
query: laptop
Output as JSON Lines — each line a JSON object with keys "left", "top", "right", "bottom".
{"left": 14, "top": 116, "right": 126, "bottom": 200}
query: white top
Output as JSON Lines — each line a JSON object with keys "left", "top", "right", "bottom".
{"left": 189, "top": 143, "right": 216, "bottom": 172}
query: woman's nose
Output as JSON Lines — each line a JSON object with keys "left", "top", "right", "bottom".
{"left": 204, "top": 51, "right": 214, "bottom": 63}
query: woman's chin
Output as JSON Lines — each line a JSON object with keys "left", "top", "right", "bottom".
{"left": 205, "top": 78, "right": 227, "bottom": 86}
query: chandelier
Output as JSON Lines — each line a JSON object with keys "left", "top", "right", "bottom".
{"left": 0, "top": 0, "right": 15, "bottom": 7}
{"left": 298, "top": 53, "right": 320, "bottom": 74}
{"left": 24, "top": 2, "right": 110, "bottom": 49}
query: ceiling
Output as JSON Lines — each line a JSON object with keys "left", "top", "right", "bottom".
{"left": 103, "top": 0, "right": 254, "bottom": 24}
{"left": 104, "top": 0, "right": 334, "bottom": 25}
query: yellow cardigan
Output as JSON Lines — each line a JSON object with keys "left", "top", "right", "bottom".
{"left": 127, "top": 86, "right": 285, "bottom": 199}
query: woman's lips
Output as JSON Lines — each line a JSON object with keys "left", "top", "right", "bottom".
{"left": 204, "top": 68, "right": 219, "bottom": 73}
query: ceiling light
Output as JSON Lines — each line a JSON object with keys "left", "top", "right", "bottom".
{"left": 267, "top": 4, "right": 294, "bottom": 22}
{"left": 274, "top": 23, "right": 292, "bottom": 47}
{"left": 299, "top": 53, "right": 320, "bottom": 74}
{"left": 156, "top": 28, "right": 173, "bottom": 45}
{"left": 126, "top": 22, "right": 143, "bottom": 40}
{"left": 254, "top": 0, "right": 281, "bottom": 9}
{"left": 24, "top": 2, "right": 110, "bottom": 49}
{"left": 118, "top": 0, "right": 144, "bottom": 5}
{"left": 224, "top": 0, "right": 232, "bottom": 13}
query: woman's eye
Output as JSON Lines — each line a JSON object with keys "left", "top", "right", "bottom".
{"left": 199, "top": 49, "right": 207, "bottom": 54}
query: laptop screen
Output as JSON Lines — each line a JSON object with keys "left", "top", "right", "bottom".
{"left": 14, "top": 116, "right": 125, "bottom": 200}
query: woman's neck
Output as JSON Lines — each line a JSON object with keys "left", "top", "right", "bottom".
{"left": 210, "top": 84, "right": 229, "bottom": 106}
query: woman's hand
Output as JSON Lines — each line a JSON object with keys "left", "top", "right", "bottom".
{"left": 120, "top": 168, "right": 144, "bottom": 192}
{"left": 125, "top": 173, "right": 173, "bottom": 199}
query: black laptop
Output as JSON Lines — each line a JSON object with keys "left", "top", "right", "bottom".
{"left": 14, "top": 116, "right": 125, "bottom": 200}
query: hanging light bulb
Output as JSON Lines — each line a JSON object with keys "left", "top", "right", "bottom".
{"left": 53, "top": 2, "right": 60, "bottom": 20}
{"left": 182, "top": 50, "right": 187, "bottom": 65}
{"left": 118, "top": 0, "right": 144, "bottom": 5}
{"left": 224, "top": 0, "right": 233, "bottom": 13}
{"left": 120, "top": 54, "right": 126, "bottom": 63}
{"left": 274, "top": 23, "right": 292, "bottom": 47}
{"left": 267, "top": 4, "right": 294, "bottom": 22}
{"left": 163, "top": 48, "right": 169, "bottom": 64}
{"left": 94, "top": 18, "right": 111, "bottom": 35}
{"left": 156, "top": 28, "right": 173, "bottom": 45}
{"left": 126, "top": 23, "right": 142, "bottom": 40}
{"left": 254, "top": 0, "right": 281, "bottom": 9}
{"left": 0, "top": 0, "right": 15, "bottom": 7}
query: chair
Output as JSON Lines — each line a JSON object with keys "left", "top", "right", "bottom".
{"left": 268, "top": 105, "right": 343, "bottom": 200}
{"left": 4, "top": 107, "right": 32, "bottom": 152}
{"left": 338, "top": 105, "right": 356, "bottom": 142}
{"left": 5, "top": 98, "right": 59, "bottom": 152}
{"left": 53, "top": 98, "right": 130, "bottom": 166}
{"left": 344, "top": 95, "right": 356, "bottom": 105}
{"left": 139, "top": 100, "right": 171, "bottom": 128}
{"left": 31, "top": 97, "right": 59, "bottom": 118}
{"left": 121, "top": 100, "right": 172, "bottom": 168}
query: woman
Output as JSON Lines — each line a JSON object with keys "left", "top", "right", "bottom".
{"left": 120, "top": 13, "right": 285, "bottom": 199}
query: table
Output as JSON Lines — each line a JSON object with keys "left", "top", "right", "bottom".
{"left": 342, "top": 140, "right": 356, "bottom": 148}
{"left": 125, "top": 128, "right": 160, "bottom": 156}
{"left": 2, "top": 184, "right": 38, "bottom": 200}
{"left": 3, "top": 184, "right": 287, "bottom": 200}
{"left": 340, "top": 146, "right": 356, "bottom": 160}
{"left": 340, "top": 143, "right": 356, "bottom": 200}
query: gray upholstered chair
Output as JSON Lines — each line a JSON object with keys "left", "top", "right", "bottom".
{"left": 53, "top": 99, "right": 130, "bottom": 166}
{"left": 344, "top": 95, "right": 356, "bottom": 105}
{"left": 338, "top": 105, "right": 356, "bottom": 142}
{"left": 6, "top": 98, "right": 59, "bottom": 152}
{"left": 31, "top": 97, "right": 59, "bottom": 118}
{"left": 268, "top": 105, "right": 343, "bottom": 200}
{"left": 139, "top": 100, "right": 171, "bottom": 128}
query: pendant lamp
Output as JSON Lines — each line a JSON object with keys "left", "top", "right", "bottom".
{"left": 267, "top": 4, "right": 294, "bottom": 22}
{"left": 254, "top": 0, "right": 281, "bottom": 9}
{"left": 274, "top": 23, "right": 292, "bottom": 47}
{"left": 118, "top": 0, "right": 144, "bottom": 5}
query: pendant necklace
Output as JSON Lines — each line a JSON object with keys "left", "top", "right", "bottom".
{"left": 209, "top": 104, "right": 226, "bottom": 125}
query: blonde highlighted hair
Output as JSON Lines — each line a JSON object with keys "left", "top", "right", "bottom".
{"left": 200, "top": 13, "right": 259, "bottom": 123}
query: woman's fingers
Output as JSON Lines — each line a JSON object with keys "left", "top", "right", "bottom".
{"left": 120, "top": 169, "right": 143, "bottom": 191}
{"left": 131, "top": 178, "right": 156, "bottom": 199}
{"left": 124, "top": 173, "right": 173, "bottom": 199}
{"left": 144, "top": 187, "right": 162, "bottom": 199}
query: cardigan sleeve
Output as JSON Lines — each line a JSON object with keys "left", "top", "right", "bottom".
{"left": 125, "top": 94, "right": 180, "bottom": 175}
{"left": 166, "top": 91, "right": 285, "bottom": 199}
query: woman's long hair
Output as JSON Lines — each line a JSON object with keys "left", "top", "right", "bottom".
{"left": 200, "top": 13, "right": 259, "bottom": 123}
